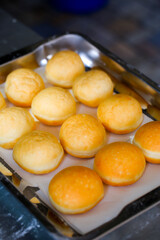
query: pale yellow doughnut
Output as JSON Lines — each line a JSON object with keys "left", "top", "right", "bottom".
{"left": 31, "top": 87, "right": 76, "bottom": 126}
{"left": 0, "top": 107, "right": 35, "bottom": 149}
{"left": 5, "top": 68, "right": 45, "bottom": 107}
{"left": 13, "top": 130, "right": 64, "bottom": 174}
{"left": 45, "top": 50, "right": 85, "bottom": 88}
{"left": 59, "top": 114, "right": 107, "bottom": 158}
{"left": 97, "top": 94, "right": 143, "bottom": 134}
{"left": 73, "top": 69, "right": 114, "bottom": 107}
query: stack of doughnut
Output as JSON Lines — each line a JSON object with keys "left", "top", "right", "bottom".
{"left": 1, "top": 49, "right": 159, "bottom": 215}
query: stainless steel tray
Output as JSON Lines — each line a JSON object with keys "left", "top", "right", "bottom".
{"left": 0, "top": 33, "right": 160, "bottom": 240}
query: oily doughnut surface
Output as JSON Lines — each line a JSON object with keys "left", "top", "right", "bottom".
{"left": 59, "top": 114, "right": 107, "bottom": 158}
{"left": 72, "top": 69, "right": 113, "bottom": 107}
{"left": 94, "top": 142, "right": 146, "bottom": 186}
{"left": 97, "top": 94, "right": 143, "bottom": 134}
{"left": 45, "top": 50, "right": 85, "bottom": 88}
{"left": 31, "top": 87, "right": 76, "bottom": 125}
{"left": 133, "top": 121, "right": 160, "bottom": 163}
{"left": 13, "top": 130, "right": 64, "bottom": 174}
{"left": 0, "top": 107, "right": 35, "bottom": 149}
{"left": 48, "top": 166, "right": 104, "bottom": 214}
{"left": 5, "top": 68, "right": 45, "bottom": 107}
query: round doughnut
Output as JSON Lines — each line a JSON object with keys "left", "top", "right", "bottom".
{"left": 97, "top": 94, "right": 143, "bottom": 134}
{"left": 0, "top": 92, "right": 6, "bottom": 110}
{"left": 0, "top": 107, "right": 35, "bottom": 149}
{"left": 72, "top": 69, "right": 114, "bottom": 107}
{"left": 13, "top": 130, "right": 64, "bottom": 174}
{"left": 59, "top": 114, "right": 107, "bottom": 158}
{"left": 45, "top": 50, "right": 85, "bottom": 88}
{"left": 94, "top": 142, "right": 146, "bottom": 186}
{"left": 114, "top": 82, "right": 148, "bottom": 110}
{"left": 133, "top": 121, "right": 160, "bottom": 163}
{"left": 48, "top": 166, "right": 104, "bottom": 214}
{"left": 31, "top": 87, "right": 76, "bottom": 125}
{"left": 5, "top": 68, "right": 45, "bottom": 107}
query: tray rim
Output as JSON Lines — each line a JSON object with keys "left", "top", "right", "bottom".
{"left": 0, "top": 32, "right": 160, "bottom": 240}
{"left": 0, "top": 32, "right": 159, "bottom": 92}
{"left": 1, "top": 170, "right": 160, "bottom": 240}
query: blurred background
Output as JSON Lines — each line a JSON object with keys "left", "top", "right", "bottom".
{"left": 1, "top": 0, "right": 160, "bottom": 83}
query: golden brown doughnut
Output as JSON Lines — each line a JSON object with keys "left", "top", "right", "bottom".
{"left": 59, "top": 114, "right": 107, "bottom": 158}
{"left": 97, "top": 94, "right": 143, "bottom": 134}
{"left": 5, "top": 68, "right": 45, "bottom": 107}
{"left": 0, "top": 107, "right": 35, "bottom": 149}
{"left": 115, "top": 82, "right": 148, "bottom": 110}
{"left": 31, "top": 87, "right": 76, "bottom": 125}
{"left": 48, "top": 166, "right": 104, "bottom": 214}
{"left": 133, "top": 121, "right": 160, "bottom": 163}
{"left": 72, "top": 69, "right": 114, "bottom": 107}
{"left": 94, "top": 142, "right": 146, "bottom": 186}
{"left": 45, "top": 50, "right": 85, "bottom": 88}
{"left": 13, "top": 130, "right": 64, "bottom": 174}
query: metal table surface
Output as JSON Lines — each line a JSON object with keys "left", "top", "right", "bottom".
{"left": 0, "top": 8, "right": 160, "bottom": 240}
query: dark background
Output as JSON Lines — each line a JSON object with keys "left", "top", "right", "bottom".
{"left": 1, "top": 0, "right": 160, "bottom": 84}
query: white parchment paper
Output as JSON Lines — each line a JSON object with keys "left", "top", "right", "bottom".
{"left": 0, "top": 67, "right": 159, "bottom": 234}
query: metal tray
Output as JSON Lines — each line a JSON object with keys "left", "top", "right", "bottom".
{"left": 0, "top": 33, "right": 160, "bottom": 240}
